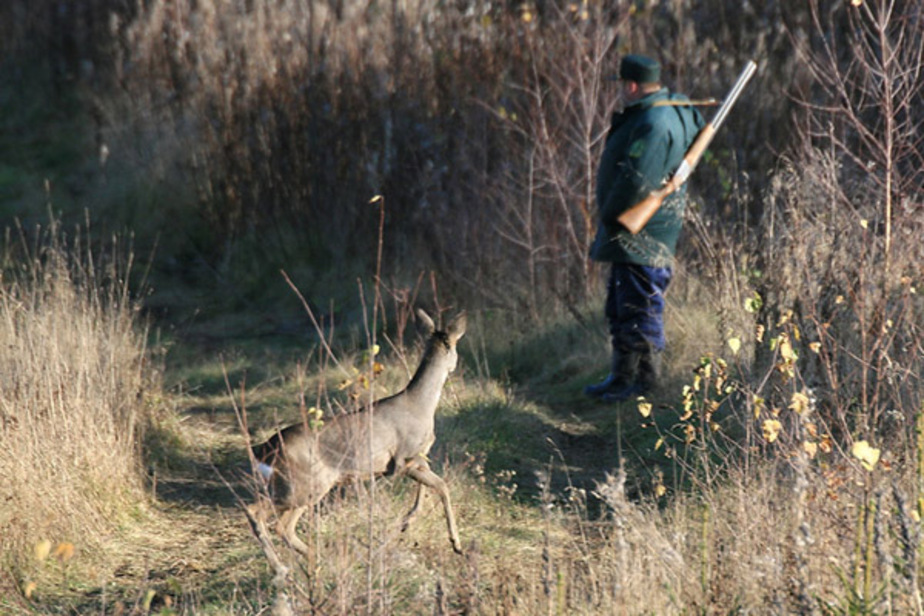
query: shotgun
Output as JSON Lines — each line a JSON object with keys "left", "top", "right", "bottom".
{"left": 616, "top": 60, "right": 758, "bottom": 235}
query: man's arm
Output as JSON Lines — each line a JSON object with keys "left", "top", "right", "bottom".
{"left": 599, "top": 121, "right": 671, "bottom": 229}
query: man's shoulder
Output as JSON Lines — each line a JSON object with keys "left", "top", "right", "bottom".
{"left": 647, "top": 92, "right": 704, "bottom": 129}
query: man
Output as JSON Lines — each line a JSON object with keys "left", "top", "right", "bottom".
{"left": 584, "top": 54, "right": 705, "bottom": 403}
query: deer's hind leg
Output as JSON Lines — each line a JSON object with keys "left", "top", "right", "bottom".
{"left": 400, "top": 480, "right": 425, "bottom": 533}
{"left": 276, "top": 505, "right": 311, "bottom": 557}
{"left": 406, "top": 461, "right": 463, "bottom": 554}
{"left": 245, "top": 500, "right": 291, "bottom": 580}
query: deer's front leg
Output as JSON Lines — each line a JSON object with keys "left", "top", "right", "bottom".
{"left": 406, "top": 461, "right": 463, "bottom": 554}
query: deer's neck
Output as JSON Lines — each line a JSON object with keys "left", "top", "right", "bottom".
{"left": 403, "top": 348, "right": 450, "bottom": 408}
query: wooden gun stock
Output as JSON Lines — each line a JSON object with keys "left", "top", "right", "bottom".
{"left": 615, "top": 60, "right": 756, "bottom": 235}
{"left": 617, "top": 125, "right": 715, "bottom": 235}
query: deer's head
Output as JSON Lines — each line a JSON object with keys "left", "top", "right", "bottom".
{"left": 417, "top": 309, "right": 466, "bottom": 375}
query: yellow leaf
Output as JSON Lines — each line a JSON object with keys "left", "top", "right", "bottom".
{"left": 809, "top": 342, "right": 821, "bottom": 353}
{"left": 860, "top": 219, "right": 868, "bottom": 229}
{"left": 803, "top": 441, "right": 818, "bottom": 458}
{"left": 727, "top": 337, "right": 741, "bottom": 355}
{"left": 819, "top": 435, "right": 833, "bottom": 453}
{"left": 762, "top": 419, "right": 782, "bottom": 443}
{"left": 851, "top": 0, "right": 862, "bottom": 7}
{"left": 789, "top": 391, "right": 811, "bottom": 416}
{"left": 655, "top": 483, "right": 667, "bottom": 497}
{"left": 851, "top": 440, "right": 881, "bottom": 471}
{"left": 779, "top": 335, "right": 795, "bottom": 361}
{"left": 752, "top": 396, "right": 765, "bottom": 421}
{"left": 54, "top": 542, "right": 75, "bottom": 562}
{"left": 23, "top": 581, "right": 37, "bottom": 599}
{"left": 369, "top": 195, "right": 383, "bottom": 204}
{"left": 755, "top": 323, "right": 765, "bottom": 342}
{"left": 637, "top": 401, "right": 652, "bottom": 418}
{"left": 34, "top": 540, "right": 52, "bottom": 562}
{"left": 684, "top": 424, "right": 696, "bottom": 444}
{"left": 654, "top": 437, "right": 664, "bottom": 451}
{"left": 835, "top": 295, "right": 845, "bottom": 304}
{"left": 777, "top": 309, "right": 792, "bottom": 327}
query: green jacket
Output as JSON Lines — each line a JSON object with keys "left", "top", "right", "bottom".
{"left": 590, "top": 88, "right": 705, "bottom": 266}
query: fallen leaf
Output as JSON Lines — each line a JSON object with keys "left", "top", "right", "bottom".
{"left": 54, "top": 542, "right": 75, "bottom": 562}
{"left": 34, "top": 541, "right": 51, "bottom": 563}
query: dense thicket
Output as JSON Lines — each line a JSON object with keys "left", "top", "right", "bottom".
{"left": 1, "top": 0, "right": 804, "bottom": 314}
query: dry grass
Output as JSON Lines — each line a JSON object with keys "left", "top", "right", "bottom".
{"left": 0, "top": 260, "right": 921, "bottom": 613}
{"left": 0, "top": 220, "right": 153, "bottom": 595}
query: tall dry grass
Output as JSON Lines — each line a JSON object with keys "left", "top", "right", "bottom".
{"left": 0, "top": 218, "right": 152, "bottom": 575}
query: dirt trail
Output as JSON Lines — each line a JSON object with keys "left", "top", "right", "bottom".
{"left": 99, "top": 361, "right": 650, "bottom": 611}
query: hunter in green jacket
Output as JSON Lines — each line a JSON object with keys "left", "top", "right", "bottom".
{"left": 590, "top": 76, "right": 704, "bottom": 266}
{"left": 585, "top": 54, "right": 705, "bottom": 403}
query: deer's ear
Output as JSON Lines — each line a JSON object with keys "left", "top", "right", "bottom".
{"left": 416, "top": 308, "right": 435, "bottom": 335}
{"left": 447, "top": 312, "right": 466, "bottom": 342}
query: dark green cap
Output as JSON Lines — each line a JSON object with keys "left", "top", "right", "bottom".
{"left": 618, "top": 54, "right": 661, "bottom": 84}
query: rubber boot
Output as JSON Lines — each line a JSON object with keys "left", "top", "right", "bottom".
{"left": 583, "top": 350, "right": 626, "bottom": 398}
{"left": 638, "top": 349, "right": 662, "bottom": 394}
{"left": 600, "top": 351, "right": 643, "bottom": 403}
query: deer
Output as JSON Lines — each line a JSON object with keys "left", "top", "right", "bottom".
{"left": 245, "top": 309, "right": 465, "bottom": 567}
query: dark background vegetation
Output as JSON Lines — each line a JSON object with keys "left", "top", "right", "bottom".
{"left": 1, "top": 0, "right": 804, "bottom": 319}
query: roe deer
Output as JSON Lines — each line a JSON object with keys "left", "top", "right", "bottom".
{"left": 246, "top": 309, "right": 465, "bottom": 560}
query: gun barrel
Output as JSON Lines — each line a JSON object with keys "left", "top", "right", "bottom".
{"left": 711, "top": 61, "right": 757, "bottom": 130}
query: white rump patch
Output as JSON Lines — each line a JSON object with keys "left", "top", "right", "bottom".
{"left": 256, "top": 462, "right": 275, "bottom": 481}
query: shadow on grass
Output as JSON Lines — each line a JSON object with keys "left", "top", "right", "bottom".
{"left": 437, "top": 396, "right": 632, "bottom": 518}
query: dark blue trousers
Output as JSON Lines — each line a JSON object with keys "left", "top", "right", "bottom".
{"left": 605, "top": 264, "right": 672, "bottom": 353}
